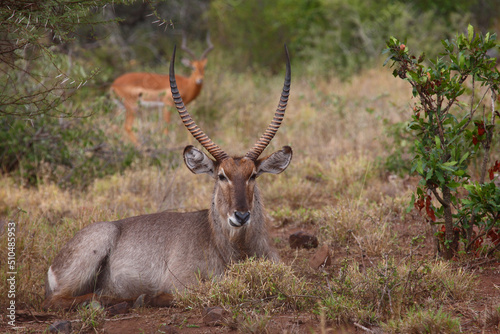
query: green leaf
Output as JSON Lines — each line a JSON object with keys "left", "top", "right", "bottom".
{"left": 467, "top": 24, "right": 474, "bottom": 43}
{"left": 407, "top": 193, "right": 416, "bottom": 213}
{"left": 416, "top": 162, "right": 424, "bottom": 175}
{"left": 435, "top": 136, "right": 441, "bottom": 147}
{"left": 463, "top": 184, "right": 475, "bottom": 192}
{"left": 459, "top": 152, "right": 469, "bottom": 164}
{"left": 436, "top": 170, "right": 445, "bottom": 184}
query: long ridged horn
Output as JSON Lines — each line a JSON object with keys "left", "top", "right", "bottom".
{"left": 170, "top": 45, "right": 229, "bottom": 161}
{"left": 245, "top": 45, "right": 291, "bottom": 161}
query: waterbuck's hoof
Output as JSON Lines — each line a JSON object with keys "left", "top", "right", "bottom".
{"left": 132, "top": 294, "right": 146, "bottom": 309}
{"left": 149, "top": 292, "right": 175, "bottom": 307}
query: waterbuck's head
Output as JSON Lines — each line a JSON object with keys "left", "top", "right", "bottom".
{"left": 170, "top": 45, "right": 292, "bottom": 231}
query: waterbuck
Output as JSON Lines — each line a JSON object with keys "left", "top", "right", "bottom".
{"left": 42, "top": 45, "right": 292, "bottom": 310}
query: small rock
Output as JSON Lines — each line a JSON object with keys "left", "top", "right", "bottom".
{"left": 289, "top": 231, "right": 319, "bottom": 249}
{"left": 107, "top": 301, "right": 130, "bottom": 316}
{"left": 48, "top": 320, "right": 72, "bottom": 334}
{"left": 153, "top": 324, "right": 179, "bottom": 334}
{"left": 309, "top": 244, "right": 331, "bottom": 269}
{"left": 202, "top": 306, "right": 229, "bottom": 326}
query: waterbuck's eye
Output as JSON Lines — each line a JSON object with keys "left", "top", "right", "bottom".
{"left": 218, "top": 174, "right": 227, "bottom": 182}
{"left": 249, "top": 173, "right": 257, "bottom": 181}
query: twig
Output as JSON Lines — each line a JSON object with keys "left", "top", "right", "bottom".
{"left": 105, "top": 315, "right": 141, "bottom": 322}
{"left": 354, "top": 322, "right": 374, "bottom": 333}
{"left": 469, "top": 257, "right": 499, "bottom": 269}
{"left": 486, "top": 242, "right": 500, "bottom": 258}
{"left": 19, "top": 303, "right": 43, "bottom": 323}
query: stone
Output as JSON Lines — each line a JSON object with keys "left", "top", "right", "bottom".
{"left": 154, "top": 324, "right": 179, "bottom": 334}
{"left": 202, "top": 306, "right": 229, "bottom": 326}
{"left": 309, "top": 244, "right": 331, "bottom": 269}
{"left": 289, "top": 231, "right": 319, "bottom": 249}
{"left": 48, "top": 320, "right": 72, "bottom": 334}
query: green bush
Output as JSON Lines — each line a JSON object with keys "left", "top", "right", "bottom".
{"left": 0, "top": 111, "right": 137, "bottom": 189}
{"left": 208, "top": 0, "right": 321, "bottom": 73}
{"left": 301, "top": 0, "right": 470, "bottom": 79}
{"left": 385, "top": 25, "right": 500, "bottom": 259}
{"left": 207, "top": 0, "right": 471, "bottom": 78}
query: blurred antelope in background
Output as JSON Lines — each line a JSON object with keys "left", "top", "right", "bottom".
{"left": 110, "top": 33, "right": 214, "bottom": 145}
{"left": 42, "top": 45, "right": 292, "bottom": 310}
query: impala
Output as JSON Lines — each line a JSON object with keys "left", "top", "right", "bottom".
{"left": 110, "top": 34, "right": 214, "bottom": 144}
{"left": 42, "top": 45, "right": 292, "bottom": 310}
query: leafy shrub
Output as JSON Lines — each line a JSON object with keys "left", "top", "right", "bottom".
{"left": 385, "top": 25, "right": 500, "bottom": 259}
{"left": 0, "top": 111, "right": 137, "bottom": 189}
{"left": 208, "top": 0, "right": 321, "bottom": 73}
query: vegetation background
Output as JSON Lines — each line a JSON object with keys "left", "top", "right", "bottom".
{"left": 0, "top": 0, "right": 499, "bottom": 332}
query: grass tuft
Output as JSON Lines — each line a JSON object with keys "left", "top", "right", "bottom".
{"left": 177, "top": 258, "right": 315, "bottom": 313}
{"left": 318, "top": 258, "right": 477, "bottom": 324}
{"left": 382, "top": 307, "right": 461, "bottom": 334}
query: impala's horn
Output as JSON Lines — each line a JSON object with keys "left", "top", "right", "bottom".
{"left": 200, "top": 32, "right": 214, "bottom": 60}
{"left": 170, "top": 45, "right": 229, "bottom": 162}
{"left": 180, "top": 33, "right": 197, "bottom": 59}
{"left": 181, "top": 32, "right": 214, "bottom": 60}
{"left": 245, "top": 45, "right": 291, "bottom": 161}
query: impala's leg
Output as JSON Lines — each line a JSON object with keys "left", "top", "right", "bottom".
{"left": 162, "top": 106, "right": 171, "bottom": 135}
{"left": 43, "top": 222, "right": 120, "bottom": 311}
{"left": 124, "top": 102, "right": 139, "bottom": 145}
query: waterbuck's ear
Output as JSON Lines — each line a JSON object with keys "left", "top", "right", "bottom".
{"left": 183, "top": 146, "right": 216, "bottom": 176}
{"left": 256, "top": 146, "right": 292, "bottom": 176}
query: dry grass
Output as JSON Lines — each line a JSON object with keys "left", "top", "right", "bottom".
{"left": 382, "top": 308, "right": 462, "bottom": 334}
{"left": 318, "top": 257, "right": 477, "bottom": 327}
{"left": 177, "top": 258, "right": 313, "bottom": 312}
{"left": 0, "top": 65, "right": 493, "bottom": 332}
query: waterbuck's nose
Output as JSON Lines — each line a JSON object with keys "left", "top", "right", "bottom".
{"left": 234, "top": 211, "right": 250, "bottom": 225}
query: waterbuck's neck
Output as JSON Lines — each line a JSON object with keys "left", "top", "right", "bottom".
{"left": 208, "top": 186, "right": 268, "bottom": 264}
